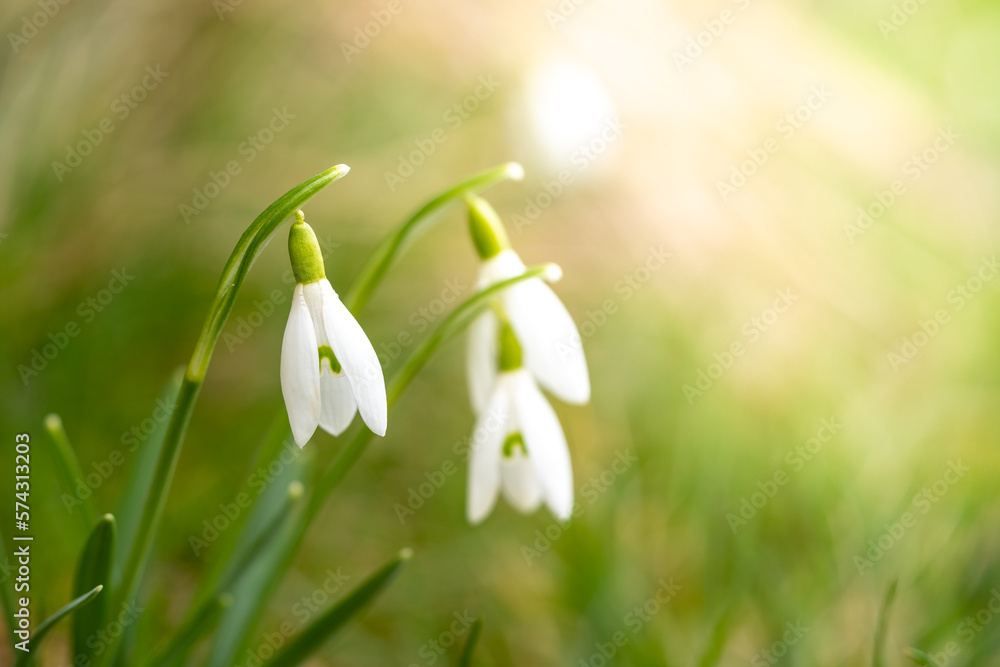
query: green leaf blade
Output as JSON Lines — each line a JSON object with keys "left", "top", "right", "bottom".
{"left": 264, "top": 549, "right": 412, "bottom": 667}
{"left": 873, "top": 579, "right": 898, "bottom": 667}
{"left": 345, "top": 161, "right": 522, "bottom": 313}
{"left": 16, "top": 585, "right": 104, "bottom": 667}
{"left": 73, "top": 514, "right": 116, "bottom": 659}
{"left": 458, "top": 618, "right": 483, "bottom": 667}
{"left": 44, "top": 413, "right": 98, "bottom": 534}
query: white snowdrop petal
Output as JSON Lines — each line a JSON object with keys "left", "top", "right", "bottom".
{"left": 505, "top": 277, "right": 590, "bottom": 405}
{"left": 280, "top": 284, "right": 321, "bottom": 447}
{"left": 511, "top": 371, "right": 574, "bottom": 520}
{"left": 467, "top": 383, "right": 510, "bottom": 524}
{"left": 466, "top": 310, "right": 498, "bottom": 413}
{"left": 477, "top": 249, "right": 526, "bottom": 288}
{"left": 301, "top": 281, "right": 329, "bottom": 345}
{"left": 500, "top": 452, "right": 544, "bottom": 514}
{"left": 318, "top": 280, "right": 388, "bottom": 437}
{"left": 318, "top": 368, "right": 357, "bottom": 437}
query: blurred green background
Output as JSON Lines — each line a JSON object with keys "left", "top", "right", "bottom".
{"left": 2, "top": 0, "right": 1000, "bottom": 664}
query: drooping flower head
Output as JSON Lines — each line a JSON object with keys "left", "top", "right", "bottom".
{"left": 465, "top": 196, "right": 590, "bottom": 413}
{"left": 280, "top": 211, "right": 387, "bottom": 447}
{"left": 467, "top": 318, "right": 574, "bottom": 523}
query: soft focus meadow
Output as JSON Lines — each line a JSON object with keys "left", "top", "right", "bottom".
{"left": 2, "top": 0, "right": 1000, "bottom": 665}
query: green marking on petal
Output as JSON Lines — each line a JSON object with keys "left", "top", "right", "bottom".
{"left": 318, "top": 345, "right": 342, "bottom": 374}
{"left": 502, "top": 433, "right": 526, "bottom": 458}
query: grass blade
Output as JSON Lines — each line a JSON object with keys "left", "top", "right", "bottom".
{"left": 15, "top": 585, "right": 104, "bottom": 667}
{"left": 73, "top": 514, "right": 116, "bottom": 660}
{"left": 158, "top": 479, "right": 302, "bottom": 667}
{"left": 193, "top": 416, "right": 297, "bottom": 609}
{"left": 145, "top": 594, "right": 232, "bottom": 667}
{"left": 205, "top": 453, "right": 315, "bottom": 667}
{"left": 873, "top": 579, "right": 898, "bottom": 667}
{"left": 458, "top": 618, "right": 483, "bottom": 667}
{"left": 903, "top": 647, "right": 935, "bottom": 666}
{"left": 44, "top": 414, "right": 98, "bottom": 534}
{"left": 113, "top": 369, "right": 182, "bottom": 588}
{"left": 264, "top": 549, "right": 412, "bottom": 667}
{"left": 0, "top": 522, "right": 18, "bottom": 649}
{"left": 696, "top": 607, "right": 733, "bottom": 667}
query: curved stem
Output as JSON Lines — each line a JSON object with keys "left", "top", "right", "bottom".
{"left": 99, "top": 164, "right": 350, "bottom": 667}
{"left": 188, "top": 165, "right": 351, "bottom": 380}
{"left": 343, "top": 162, "right": 523, "bottom": 313}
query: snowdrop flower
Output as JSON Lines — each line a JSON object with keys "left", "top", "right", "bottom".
{"left": 467, "top": 320, "right": 573, "bottom": 523}
{"left": 280, "top": 211, "right": 386, "bottom": 447}
{"left": 465, "top": 196, "right": 590, "bottom": 413}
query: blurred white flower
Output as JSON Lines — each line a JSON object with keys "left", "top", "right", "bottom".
{"left": 465, "top": 197, "right": 590, "bottom": 413}
{"left": 280, "top": 212, "right": 386, "bottom": 447}
{"left": 467, "top": 367, "right": 574, "bottom": 524}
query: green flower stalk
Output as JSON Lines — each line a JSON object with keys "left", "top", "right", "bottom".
{"left": 344, "top": 161, "right": 524, "bottom": 312}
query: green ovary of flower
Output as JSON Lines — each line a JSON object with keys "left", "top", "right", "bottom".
{"left": 288, "top": 210, "right": 327, "bottom": 284}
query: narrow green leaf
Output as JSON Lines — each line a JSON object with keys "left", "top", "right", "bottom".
{"left": 195, "top": 415, "right": 298, "bottom": 609}
{"left": 457, "top": 618, "right": 483, "bottom": 667}
{"left": 345, "top": 161, "right": 523, "bottom": 313}
{"left": 15, "top": 585, "right": 103, "bottom": 667}
{"left": 73, "top": 514, "right": 116, "bottom": 660}
{"left": 873, "top": 579, "right": 898, "bottom": 667}
{"left": 903, "top": 647, "right": 935, "bottom": 666}
{"left": 217, "top": 481, "right": 304, "bottom": 595}
{"left": 114, "top": 369, "right": 182, "bottom": 588}
{"left": 206, "top": 454, "right": 315, "bottom": 667}
{"left": 0, "top": 522, "right": 18, "bottom": 649}
{"left": 696, "top": 607, "right": 733, "bottom": 667}
{"left": 264, "top": 549, "right": 412, "bottom": 667}
{"left": 145, "top": 594, "right": 232, "bottom": 667}
{"left": 44, "top": 413, "right": 98, "bottom": 534}
{"left": 163, "top": 478, "right": 302, "bottom": 667}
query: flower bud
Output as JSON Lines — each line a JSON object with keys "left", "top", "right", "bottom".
{"left": 288, "top": 210, "right": 326, "bottom": 284}
{"left": 467, "top": 196, "right": 511, "bottom": 260}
